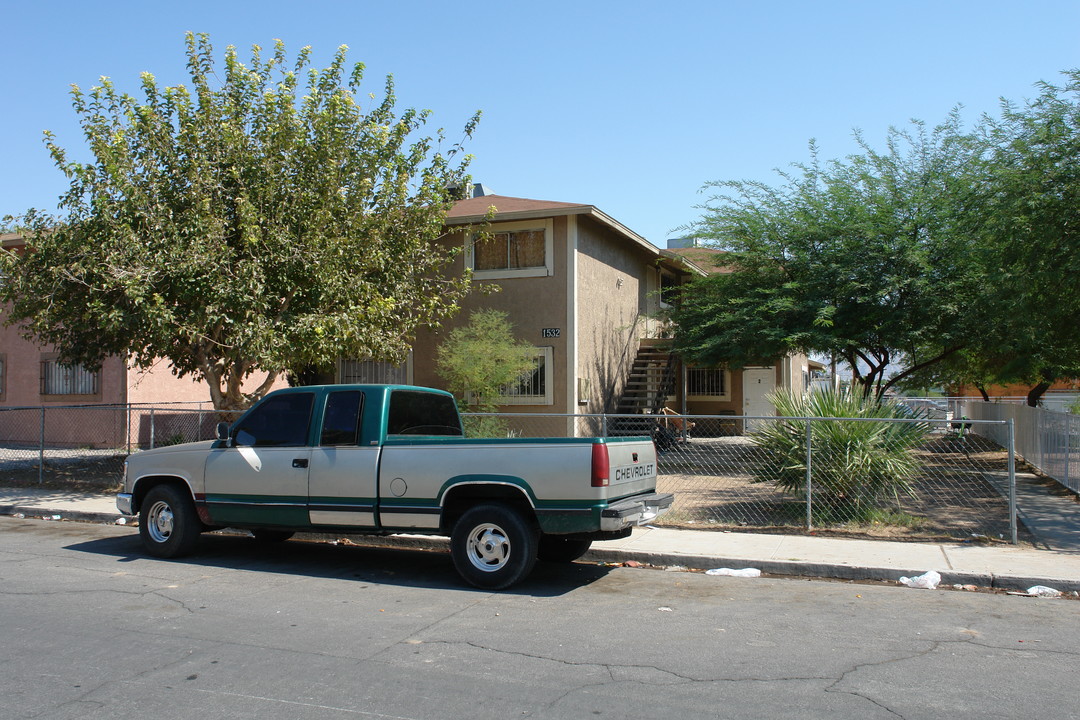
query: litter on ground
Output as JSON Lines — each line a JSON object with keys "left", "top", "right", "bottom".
{"left": 899, "top": 570, "right": 941, "bottom": 589}
{"left": 706, "top": 568, "right": 762, "bottom": 578}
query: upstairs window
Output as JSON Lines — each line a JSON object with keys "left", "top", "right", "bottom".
{"left": 467, "top": 219, "right": 553, "bottom": 279}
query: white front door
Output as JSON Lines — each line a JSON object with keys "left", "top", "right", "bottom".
{"left": 742, "top": 366, "right": 776, "bottom": 432}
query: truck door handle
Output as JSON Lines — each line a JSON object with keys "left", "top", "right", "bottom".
{"left": 292, "top": 458, "right": 308, "bottom": 469}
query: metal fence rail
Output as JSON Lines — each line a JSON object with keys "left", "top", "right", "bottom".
{"left": 964, "top": 401, "right": 1078, "bottom": 493}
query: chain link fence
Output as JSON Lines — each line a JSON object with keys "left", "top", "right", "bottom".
{"left": 464, "top": 412, "right": 1018, "bottom": 543}
{"left": 1, "top": 403, "right": 1019, "bottom": 543}
{"left": 0, "top": 404, "right": 240, "bottom": 487}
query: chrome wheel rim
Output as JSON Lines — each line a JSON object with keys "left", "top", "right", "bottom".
{"left": 146, "top": 500, "right": 174, "bottom": 543}
{"left": 465, "top": 523, "right": 510, "bottom": 573}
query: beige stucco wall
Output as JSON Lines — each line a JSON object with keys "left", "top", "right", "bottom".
{"left": 575, "top": 216, "right": 652, "bottom": 413}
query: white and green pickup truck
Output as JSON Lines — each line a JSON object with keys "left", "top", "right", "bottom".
{"left": 118, "top": 385, "right": 672, "bottom": 589}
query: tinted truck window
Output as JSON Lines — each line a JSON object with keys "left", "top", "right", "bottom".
{"left": 321, "top": 390, "right": 363, "bottom": 446}
{"left": 234, "top": 392, "right": 314, "bottom": 447}
{"left": 387, "top": 391, "right": 462, "bottom": 436}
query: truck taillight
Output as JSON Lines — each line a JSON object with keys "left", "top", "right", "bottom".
{"left": 591, "top": 442, "right": 610, "bottom": 487}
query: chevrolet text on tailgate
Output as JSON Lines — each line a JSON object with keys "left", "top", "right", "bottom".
{"left": 118, "top": 385, "right": 673, "bottom": 589}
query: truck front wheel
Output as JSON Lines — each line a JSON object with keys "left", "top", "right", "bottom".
{"left": 139, "top": 484, "right": 202, "bottom": 558}
{"left": 451, "top": 504, "right": 538, "bottom": 590}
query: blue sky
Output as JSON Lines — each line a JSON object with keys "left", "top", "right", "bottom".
{"left": 3, "top": 1, "right": 1078, "bottom": 246}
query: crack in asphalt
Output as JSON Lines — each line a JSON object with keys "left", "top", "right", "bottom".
{"left": 409, "top": 637, "right": 849, "bottom": 692}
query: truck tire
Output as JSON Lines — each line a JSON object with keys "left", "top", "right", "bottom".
{"left": 451, "top": 504, "right": 539, "bottom": 590}
{"left": 537, "top": 536, "right": 592, "bottom": 563}
{"left": 139, "top": 484, "right": 203, "bottom": 558}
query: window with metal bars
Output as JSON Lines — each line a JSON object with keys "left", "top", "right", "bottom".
{"left": 40, "top": 359, "right": 99, "bottom": 395}
{"left": 339, "top": 358, "right": 410, "bottom": 385}
{"left": 499, "top": 347, "right": 553, "bottom": 405}
{"left": 686, "top": 366, "right": 729, "bottom": 399}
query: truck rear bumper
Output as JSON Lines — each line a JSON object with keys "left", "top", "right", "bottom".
{"left": 600, "top": 492, "right": 674, "bottom": 532}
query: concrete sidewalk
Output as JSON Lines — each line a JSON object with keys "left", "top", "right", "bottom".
{"left": 3, "top": 485, "right": 1079, "bottom": 594}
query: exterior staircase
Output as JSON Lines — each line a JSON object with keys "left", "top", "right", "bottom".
{"left": 610, "top": 342, "right": 677, "bottom": 435}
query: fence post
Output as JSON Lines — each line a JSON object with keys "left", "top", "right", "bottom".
{"left": 805, "top": 418, "right": 813, "bottom": 530}
{"left": 1008, "top": 418, "right": 1017, "bottom": 545}
{"left": 1039, "top": 408, "right": 1045, "bottom": 473}
{"left": 149, "top": 407, "right": 156, "bottom": 450}
{"left": 601, "top": 414, "right": 608, "bottom": 438}
{"left": 1067, "top": 410, "right": 1075, "bottom": 496}
{"left": 38, "top": 407, "right": 46, "bottom": 484}
{"left": 1066, "top": 412, "right": 1072, "bottom": 492}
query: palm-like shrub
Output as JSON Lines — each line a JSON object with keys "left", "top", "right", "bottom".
{"left": 750, "top": 388, "right": 930, "bottom": 518}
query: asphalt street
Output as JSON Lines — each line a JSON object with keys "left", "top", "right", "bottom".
{"left": 3, "top": 517, "right": 1079, "bottom": 720}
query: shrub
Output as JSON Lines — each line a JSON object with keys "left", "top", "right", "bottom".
{"left": 436, "top": 310, "right": 535, "bottom": 437}
{"left": 749, "top": 388, "right": 931, "bottom": 519}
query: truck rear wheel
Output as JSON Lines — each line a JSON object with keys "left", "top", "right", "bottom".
{"left": 537, "top": 536, "right": 592, "bottom": 563}
{"left": 139, "top": 484, "right": 202, "bottom": 558}
{"left": 451, "top": 504, "right": 538, "bottom": 590}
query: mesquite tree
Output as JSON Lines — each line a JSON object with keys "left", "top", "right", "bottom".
{"left": 671, "top": 116, "right": 987, "bottom": 399}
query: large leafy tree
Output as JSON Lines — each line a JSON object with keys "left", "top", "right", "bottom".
{"left": 972, "top": 70, "right": 1080, "bottom": 405}
{"left": 0, "top": 33, "right": 479, "bottom": 410}
{"left": 672, "top": 116, "right": 987, "bottom": 398}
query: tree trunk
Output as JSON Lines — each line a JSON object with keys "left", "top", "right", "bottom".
{"left": 975, "top": 384, "right": 990, "bottom": 402}
{"left": 1026, "top": 382, "right": 1051, "bottom": 407}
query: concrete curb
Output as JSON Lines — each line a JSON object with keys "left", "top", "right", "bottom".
{"left": 580, "top": 546, "right": 1080, "bottom": 592}
{"left": 308, "top": 532, "right": 1080, "bottom": 593}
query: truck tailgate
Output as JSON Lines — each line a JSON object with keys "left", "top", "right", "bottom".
{"left": 603, "top": 438, "right": 658, "bottom": 499}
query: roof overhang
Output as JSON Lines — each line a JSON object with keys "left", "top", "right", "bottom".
{"left": 659, "top": 249, "right": 709, "bottom": 277}
{"left": 446, "top": 203, "right": 660, "bottom": 257}
{"left": 1, "top": 232, "right": 26, "bottom": 250}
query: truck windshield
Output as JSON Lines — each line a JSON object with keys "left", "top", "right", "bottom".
{"left": 387, "top": 391, "right": 463, "bottom": 436}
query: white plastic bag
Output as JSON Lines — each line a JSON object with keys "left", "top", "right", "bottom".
{"left": 899, "top": 570, "right": 941, "bottom": 589}
{"left": 1026, "top": 585, "right": 1062, "bottom": 598}
{"left": 706, "top": 568, "right": 762, "bottom": 578}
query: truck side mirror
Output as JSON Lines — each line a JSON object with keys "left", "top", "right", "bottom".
{"left": 216, "top": 422, "right": 231, "bottom": 444}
